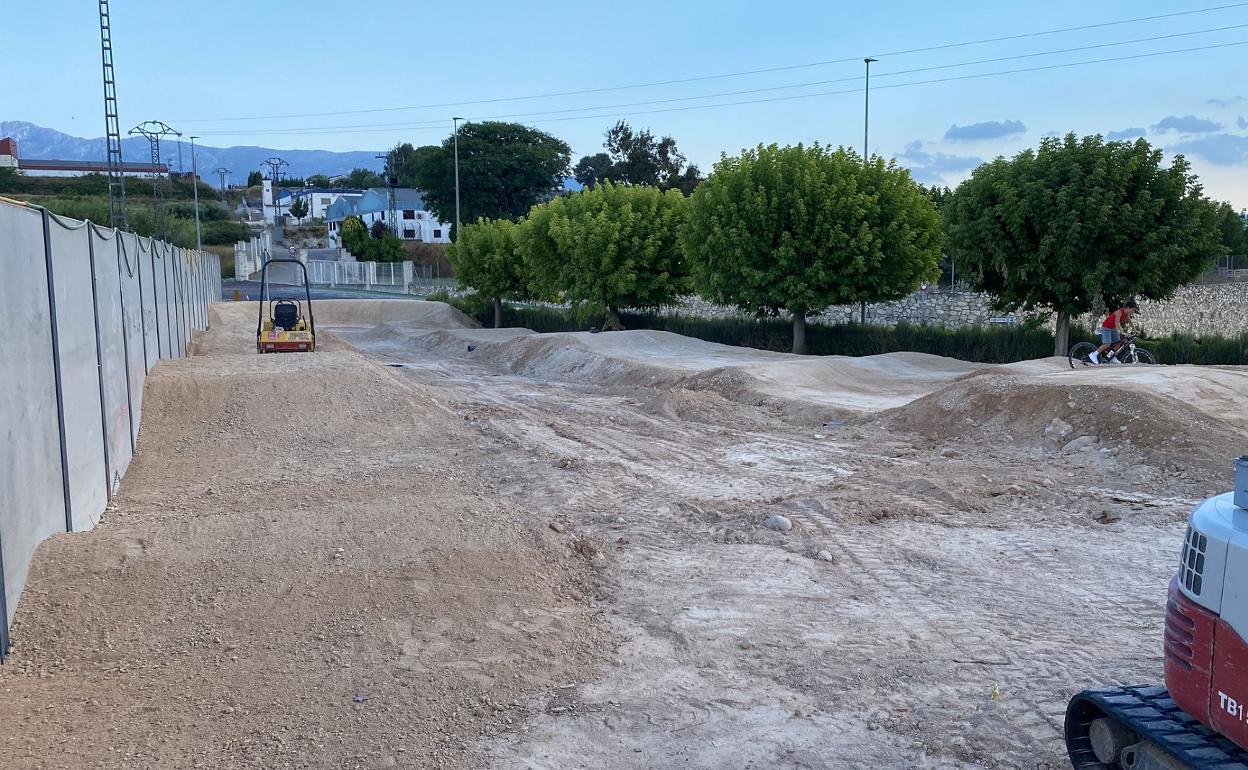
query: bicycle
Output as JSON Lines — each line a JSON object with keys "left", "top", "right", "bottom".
{"left": 1068, "top": 333, "right": 1156, "bottom": 369}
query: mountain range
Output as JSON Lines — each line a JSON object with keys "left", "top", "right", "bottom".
{"left": 0, "top": 121, "right": 384, "bottom": 183}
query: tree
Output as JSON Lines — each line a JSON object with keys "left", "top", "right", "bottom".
{"left": 405, "top": 121, "right": 571, "bottom": 235}
{"left": 340, "top": 167, "right": 386, "bottom": 188}
{"left": 289, "top": 197, "right": 309, "bottom": 219}
{"left": 573, "top": 120, "right": 703, "bottom": 193}
{"left": 340, "top": 215, "right": 369, "bottom": 252}
{"left": 246, "top": 170, "right": 264, "bottom": 187}
{"left": 388, "top": 142, "right": 439, "bottom": 189}
{"left": 449, "top": 218, "right": 527, "bottom": 328}
{"left": 518, "top": 181, "right": 688, "bottom": 330}
{"left": 306, "top": 174, "right": 333, "bottom": 187}
{"left": 370, "top": 218, "right": 389, "bottom": 240}
{"left": 945, "top": 134, "right": 1223, "bottom": 355}
{"left": 680, "top": 143, "right": 942, "bottom": 354}
{"left": 1216, "top": 201, "right": 1248, "bottom": 257}
{"left": 340, "top": 214, "right": 404, "bottom": 262}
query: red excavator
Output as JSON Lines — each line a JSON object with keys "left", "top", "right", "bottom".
{"left": 1065, "top": 458, "right": 1248, "bottom": 769}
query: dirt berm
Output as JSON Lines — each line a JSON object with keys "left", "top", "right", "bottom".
{"left": 884, "top": 372, "right": 1245, "bottom": 478}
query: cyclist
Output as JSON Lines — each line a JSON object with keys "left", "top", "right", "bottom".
{"left": 1088, "top": 300, "right": 1139, "bottom": 364}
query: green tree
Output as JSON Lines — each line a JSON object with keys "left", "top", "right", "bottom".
{"left": 388, "top": 142, "right": 439, "bottom": 189}
{"left": 289, "top": 196, "right": 309, "bottom": 219}
{"left": 1215, "top": 201, "right": 1248, "bottom": 257}
{"left": 681, "top": 143, "right": 942, "bottom": 354}
{"left": 518, "top": 181, "right": 687, "bottom": 330}
{"left": 370, "top": 218, "right": 389, "bottom": 240}
{"left": 945, "top": 134, "right": 1223, "bottom": 355}
{"left": 246, "top": 170, "right": 264, "bottom": 187}
{"left": 406, "top": 121, "right": 571, "bottom": 236}
{"left": 340, "top": 215, "right": 369, "bottom": 252}
{"left": 306, "top": 174, "right": 334, "bottom": 187}
{"left": 573, "top": 120, "right": 703, "bottom": 193}
{"left": 340, "top": 167, "right": 386, "bottom": 188}
{"left": 449, "top": 218, "right": 527, "bottom": 328}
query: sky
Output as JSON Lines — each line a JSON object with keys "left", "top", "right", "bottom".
{"left": 3, "top": 0, "right": 1247, "bottom": 208}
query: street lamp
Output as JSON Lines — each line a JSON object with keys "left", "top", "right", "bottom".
{"left": 452, "top": 116, "right": 464, "bottom": 242}
{"left": 861, "top": 58, "right": 878, "bottom": 324}
{"left": 189, "top": 135, "right": 202, "bottom": 251}
{"left": 863, "top": 58, "right": 878, "bottom": 161}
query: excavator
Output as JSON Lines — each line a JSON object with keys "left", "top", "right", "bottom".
{"left": 256, "top": 258, "right": 316, "bottom": 353}
{"left": 1065, "top": 458, "right": 1248, "bottom": 769}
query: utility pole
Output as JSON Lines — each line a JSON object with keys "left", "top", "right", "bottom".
{"left": 260, "top": 156, "right": 288, "bottom": 224}
{"left": 189, "top": 135, "right": 202, "bottom": 251}
{"left": 214, "top": 167, "right": 230, "bottom": 203}
{"left": 452, "top": 116, "right": 464, "bottom": 242}
{"left": 128, "top": 120, "right": 180, "bottom": 240}
{"left": 377, "top": 150, "right": 398, "bottom": 237}
{"left": 98, "top": 0, "right": 128, "bottom": 229}
{"left": 861, "top": 57, "right": 878, "bottom": 325}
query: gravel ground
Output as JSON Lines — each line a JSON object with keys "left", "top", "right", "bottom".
{"left": 4, "top": 300, "right": 1242, "bottom": 769}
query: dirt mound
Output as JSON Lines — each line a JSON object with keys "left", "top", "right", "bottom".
{"left": 885, "top": 374, "right": 1244, "bottom": 474}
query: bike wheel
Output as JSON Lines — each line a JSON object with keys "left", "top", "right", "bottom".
{"left": 1124, "top": 347, "right": 1156, "bottom": 365}
{"left": 1068, "top": 341, "right": 1098, "bottom": 369}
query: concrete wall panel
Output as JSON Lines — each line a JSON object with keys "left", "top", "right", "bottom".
{"left": 118, "top": 232, "right": 146, "bottom": 441}
{"left": 137, "top": 236, "right": 160, "bottom": 372}
{"left": 47, "top": 219, "right": 108, "bottom": 532}
{"left": 90, "top": 227, "right": 134, "bottom": 487}
{"left": 0, "top": 205, "right": 67, "bottom": 631}
{"left": 151, "top": 240, "right": 171, "bottom": 360}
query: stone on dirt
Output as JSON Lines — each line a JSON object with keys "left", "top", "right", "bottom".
{"left": 1044, "top": 417, "right": 1074, "bottom": 440}
{"left": 763, "top": 515, "right": 793, "bottom": 532}
{"left": 1062, "top": 435, "right": 1099, "bottom": 453}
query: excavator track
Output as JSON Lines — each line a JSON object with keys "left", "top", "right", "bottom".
{"left": 1066, "top": 686, "right": 1248, "bottom": 769}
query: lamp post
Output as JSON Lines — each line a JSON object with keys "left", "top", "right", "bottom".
{"left": 189, "top": 135, "right": 202, "bottom": 251}
{"left": 860, "top": 57, "right": 878, "bottom": 324}
{"left": 452, "top": 116, "right": 464, "bottom": 242}
{"left": 863, "top": 57, "right": 878, "bottom": 161}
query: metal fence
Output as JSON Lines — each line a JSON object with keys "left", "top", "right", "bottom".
{"left": 0, "top": 199, "right": 221, "bottom": 661}
{"left": 305, "top": 259, "right": 414, "bottom": 293}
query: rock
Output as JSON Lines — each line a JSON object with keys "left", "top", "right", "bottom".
{"left": 1062, "top": 435, "right": 1099, "bottom": 453}
{"left": 1044, "top": 417, "right": 1074, "bottom": 440}
{"left": 989, "top": 484, "right": 1027, "bottom": 497}
{"left": 814, "top": 550, "right": 835, "bottom": 562}
{"left": 939, "top": 448, "right": 960, "bottom": 458}
{"left": 763, "top": 515, "right": 793, "bottom": 532}
{"left": 549, "top": 521, "right": 566, "bottom": 533}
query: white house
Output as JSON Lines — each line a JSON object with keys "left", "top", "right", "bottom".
{"left": 325, "top": 187, "right": 451, "bottom": 244}
{"left": 277, "top": 187, "right": 364, "bottom": 223}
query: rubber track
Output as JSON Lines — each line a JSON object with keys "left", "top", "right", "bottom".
{"left": 1066, "top": 686, "right": 1248, "bottom": 769}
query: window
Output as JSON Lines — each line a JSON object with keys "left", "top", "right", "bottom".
{"left": 403, "top": 210, "right": 415, "bottom": 219}
{"left": 404, "top": 229, "right": 416, "bottom": 239}
{"left": 433, "top": 229, "right": 442, "bottom": 239}
{"left": 320, "top": 197, "right": 330, "bottom": 205}
{"left": 379, "top": 211, "right": 384, "bottom": 221}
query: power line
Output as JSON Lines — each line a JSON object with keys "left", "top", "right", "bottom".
{"left": 191, "top": 36, "right": 1248, "bottom": 138}
{"left": 177, "top": 2, "right": 1248, "bottom": 124}
{"left": 202, "top": 24, "right": 1248, "bottom": 135}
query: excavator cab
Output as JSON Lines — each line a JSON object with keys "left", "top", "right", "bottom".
{"left": 256, "top": 258, "right": 316, "bottom": 353}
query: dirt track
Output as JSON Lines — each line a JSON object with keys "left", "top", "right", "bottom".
{"left": 4, "top": 300, "right": 1245, "bottom": 769}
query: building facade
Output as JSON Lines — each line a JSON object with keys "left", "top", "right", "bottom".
{"left": 325, "top": 187, "right": 451, "bottom": 244}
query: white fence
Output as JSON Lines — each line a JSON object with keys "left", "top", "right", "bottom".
{"left": 306, "top": 259, "right": 414, "bottom": 293}
{"left": 0, "top": 199, "right": 221, "bottom": 660}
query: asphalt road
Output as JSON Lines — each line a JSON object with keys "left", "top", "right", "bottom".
{"left": 222, "top": 280, "right": 420, "bottom": 301}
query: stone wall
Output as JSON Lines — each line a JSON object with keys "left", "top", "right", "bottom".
{"left": 670, "top": 282, "right": 1248, "bottom": 337}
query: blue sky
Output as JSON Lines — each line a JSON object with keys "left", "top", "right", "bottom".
{"left": 4, "top": 0, "right": 1247, "bottom": 207}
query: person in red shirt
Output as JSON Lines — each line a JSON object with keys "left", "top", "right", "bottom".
{"left": 1089, "top": 300, "right": 1139, "bottom": 364}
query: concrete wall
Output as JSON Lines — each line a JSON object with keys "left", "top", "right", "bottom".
{"left": 0, "top": 200, "right": 221, "bottom": 660}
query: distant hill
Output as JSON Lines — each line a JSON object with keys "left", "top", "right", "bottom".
{"left": 2, "top": 120, "right": 583, "bottom": 192}
{"left": 0, "top": 121, "right": 384, "bottom": 181}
